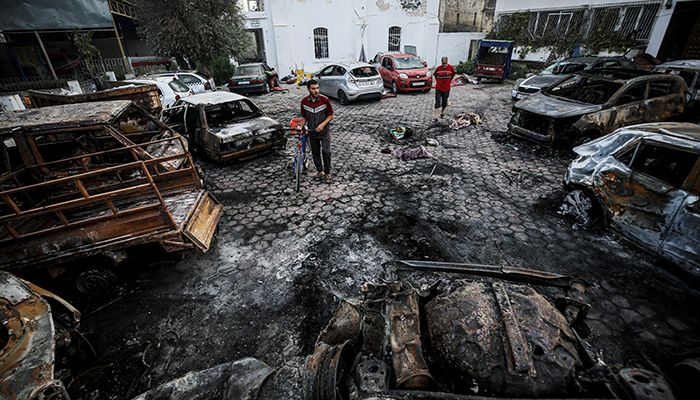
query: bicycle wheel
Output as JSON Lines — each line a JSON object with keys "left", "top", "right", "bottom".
{"left": 294, "top": 147, "right": 302, "bottom": 192}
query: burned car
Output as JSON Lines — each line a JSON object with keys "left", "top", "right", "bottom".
{"left": 0, "top": 101, "right": 222, "bottom": 290}
{"left": 562, "top": 122, "right": 699, "bottom": 277}
{"left": 509, "top": 70, "right": 686, "bottom": 147}
{"left": 162, "top": 91, "right": 285, "bottom": 162}
{"left": 653, "top": 59, "right": 700, "bottom": 118}
{"left": 1, "top": 271, "right": 90, "bottom": 399}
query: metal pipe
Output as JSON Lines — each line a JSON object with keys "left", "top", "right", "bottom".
{"left": 34, "top": 31, "right": 57, "bottom": 80}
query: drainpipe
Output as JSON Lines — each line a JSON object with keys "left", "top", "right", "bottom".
{"left": 34, "top": 31, "right": 57, "bottom": 80}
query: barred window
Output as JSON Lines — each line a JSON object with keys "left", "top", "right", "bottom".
{"left": 313, "top": 27, "right": 329, "bottom": 59}
{"left": 388, "top": 26, "right": 401, "bottom": 52}
{"left": 246, "top": 0, "right": 263, "bottom": 12}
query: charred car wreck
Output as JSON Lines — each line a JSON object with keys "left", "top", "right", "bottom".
{"left": 509, "top": 70, "right": 686, "bottom": 147}
{"left": 563, "top": 122, "right": 700, "bottom": 278}
{"left": 0, "top": 101, "right": 222, "bottom": 287}
{"left": 162, "top": 91, "right": 286, "bottom": 162}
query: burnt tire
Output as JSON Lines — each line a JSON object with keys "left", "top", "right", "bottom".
{"left": 338, "top": 90, "right": 349, "bottom": 105}
{"left": 561, "top": 189, "right": 601, "bottom": 228}
{"left": 76, "top": 268, "right": 119, "bottom": 296}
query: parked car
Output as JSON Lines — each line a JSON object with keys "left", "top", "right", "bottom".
{"left": 378, "top": 53, "right": 432, "bottom": 93}
{"left": 162, "top": 91, "right": 285, "bottom": 162}
{"left": 126, "top": 76, "right": 194, "bottom": 108}
{"left": 562, "top": 122, "right": 700, "bottom": 277}
{"left": 154, "top": 70, "right": 215, "bottom": 93}
{"left": 512, "top": 56, "right": 639, "bottom": 101}
{"left": 315, "top": 62, "right": 383, "bottom": 104}
{"left": 508, "top": 70, "right": 687, "bottom": 146}
{"left": 475, "top": 40, "right": 513, "bottom": 83}
{"left": 653, "top": 60, "right": 700, "bottom": 119}
{"left": 227, "top": 63, "right": 279, "bottom": 94}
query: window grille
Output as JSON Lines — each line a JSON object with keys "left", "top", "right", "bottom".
{"left": 246, "top": 0, "right": 263, "bottom": 12}
{"left": 313, "top": 27, "right": 329, "bottom": 59}
{"left": 388, "top": 27, "right": 401, "bottom": 52}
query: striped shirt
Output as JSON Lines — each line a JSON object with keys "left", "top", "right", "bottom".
{"left": 300, "top": 95, "right": 334, "bottom": 137}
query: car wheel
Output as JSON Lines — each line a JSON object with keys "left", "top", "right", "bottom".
{"left": 391, "top": 81, "right": 398, "bottom": 94}
{"left": 338, "top": 90, "right": 349, "bottom": 105}
{"left": 561, "top": 189, "right": 600, "bottom": 228}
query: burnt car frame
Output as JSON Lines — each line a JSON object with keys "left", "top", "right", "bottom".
{"left": 0, "top": 101, "right": 223, "bottom": 281}
{"left": 509, "top": 70, "right": 687, "bottom": 146}
{"left": 162, "top": 91, "right": 285, "bottom": 162}
{"left": 653, "top": 59, "right": 700, "bottom": 119}
{"left": 563, "top": 122, "right": 700, "bottom": 277}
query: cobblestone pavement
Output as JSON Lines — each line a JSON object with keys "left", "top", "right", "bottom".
{"left": 78, "top": 84, "right": 700, "bottom": 399}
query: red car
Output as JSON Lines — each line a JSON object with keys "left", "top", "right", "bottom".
{"left": 378, "top": 53, "right": 432, "bottom": 93}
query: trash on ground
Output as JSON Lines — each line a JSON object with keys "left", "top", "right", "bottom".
{"left": 392, "top": 145, "right": 434, "bottom": 161}
{"left": 450, "top": 112, "right": 482, "bottom": 130}
{"left": 426, "top": 138, "right": 439, "bottom": 146}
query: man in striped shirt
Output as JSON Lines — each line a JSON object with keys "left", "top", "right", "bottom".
{"left": 300, "top": 79, "right": 334, "bottom": 183}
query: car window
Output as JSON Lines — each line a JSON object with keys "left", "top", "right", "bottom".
{"left": 557, "top": 63, "right": 585, "bottom": 74}
{"left": 615, "top": 141, "right": 639, "bottom": 166}
{"left": 179, "top": 74, "right": 201, "bottom": 85}
{"left": 332, "top": 66, "right": 346, "bottom": 76}
{"left": 351, "top": 66, "right": 379, "bottom": 77}
{"left": 618, "top": 83, "right": 646, "bottom": 104}
{"left": 319, "top": 66, "right": 334, "bottom": 76}
{"left": 648, "top": 80, "right": 675, "bottom": 98}
{"left": 205, "top": 100, "right": 263, "bottom": 125}
{"left": 382, "top": 58, "right": 392, "bottom": 68}
{"left": 168, "top": 79, "right": 190, "bottom": 93}
{"left": 630, "top": 143, "right": 698, "bottom": 187}
{"left": 394, "top": 56, "right": 423, "bottom": 69}
{"left": 547, "top": 75, "right": 623, "bottom": 105}
{"left": 234, "top": 65, "right": 261, "bottom": 76}
{"left": 621, "top": 60, "right": 637, "bottom": 69}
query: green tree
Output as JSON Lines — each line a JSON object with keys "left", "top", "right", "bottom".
{"left": 134, "top": 0, "right": 250, "bottom": 73}
{"left": 72, "top": 30, "right": 101, "bottom": 60}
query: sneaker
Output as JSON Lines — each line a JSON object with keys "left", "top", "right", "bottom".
{"left": 432, "top": 118, "right": 438, "bottom": 123}
{"left": 440, "top": 113, "right": 445, "bottom": 119}
{"left": 324, "top": 174, "right": 332, "bottom": 183}
{"left": 316, "top": 171, "right": 325, "bottom": 180}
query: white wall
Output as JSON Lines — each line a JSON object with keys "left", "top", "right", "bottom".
{"left": 436, "top": 32, "right": 486, "bottom": 65}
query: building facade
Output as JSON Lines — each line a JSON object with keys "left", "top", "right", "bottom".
{"left": 439, "top": 0, "right": 496, "bottom": 33}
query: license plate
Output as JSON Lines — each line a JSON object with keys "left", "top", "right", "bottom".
{"left": 239, "top": 81, "right": 250, "bottom": 85}
{"left": 358, "top": 81, "right": 371, "bottom": 87}
{"left": 412, "top": 81, "right": 425, "bottom": 87}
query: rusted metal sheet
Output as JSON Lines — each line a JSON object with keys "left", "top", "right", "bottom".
{"left": 0, "top": 271, "right": 70, "bottom": 400}
{"left": 0, "top": 101, "right": 221, "bottom": 273}
{"left": 27, "top": 83, "right": 162, "bottom": 115}
{"left": 387, "top": 289, "right": 434, "bottom": 390}
{"left": 616, "top": 368, "right": 675, "bottom": 400}
{"left": 183, "top": 191, "right": 223, "bottom": 252}
{"left": 424, "top": 282, "right": 581, "bottom": 397}
{"left": 305, "top": 341, "right": 355, "bottom": 400}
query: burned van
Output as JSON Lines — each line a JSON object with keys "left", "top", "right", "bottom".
{"left": 162, "top": 91, "right": 285, "bottom": 162}
{"left": 0, "top": 101, "right": 222, "bottom": 284}
{"left": 509, "top": 70, "right": 686, "bottom": 146}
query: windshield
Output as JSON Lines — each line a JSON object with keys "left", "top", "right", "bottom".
{"left": 394, "top": 57, "right": 424, "bottom": 70}
{"left": 168, "top": 79, "right": 190, "bottom": 92}
{"left": 546, "top": 75, "right": 622, "bottom": 105}
{"left": 351, "top": 66, "right": 379, "bottom": 77}
{"left": 205, "top": 99, "right": 263, "bottom": 126}
{"left": 234, "top": 65, "right": 261, "bottom": 76}
{"left": 542, "top": 62, "right": 587, "bottom": 75}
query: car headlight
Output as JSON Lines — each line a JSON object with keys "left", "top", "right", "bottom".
{"left": 399, "top": 73, "right": 408, "bottom": 79}
{"left": 426, "top": 71, "right": 432, "bottom": 78}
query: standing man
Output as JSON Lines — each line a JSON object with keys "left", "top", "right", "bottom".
{"left": 300, "top": 79, "right": 334, "bottom": 183}
{"left": 433, "top": 56, "right": 456, "bottom": 122}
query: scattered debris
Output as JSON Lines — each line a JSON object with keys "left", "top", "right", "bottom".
{"left": 449, "top": 112, "right": 482, "bottom": 130}
{"left": 382, "top": 92, "right": 398, "bottom": 99}
{"left": 392, "top": 145, "right": 434, "bottom": 161}
{"left": 27, "top": 82, "right": 163, "bottom": 114}
{"left": 451, "top": 74, "right": 480, "bottom": 86}
{"left": 425, "top": 138, "right": 439, "bottom": 146}
{"left": 389, "top": 126, "right": 412, "bottom": 141}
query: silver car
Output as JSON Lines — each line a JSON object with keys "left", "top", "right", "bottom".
{"left": 315, "top": 62, "right": 383, "bottom": 104}
{"left": 563, "top": 122, "right": 700, "bottom": 277}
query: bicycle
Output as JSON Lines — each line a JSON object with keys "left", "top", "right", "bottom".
{"left": 283, "top": 118, "right": 310, "bottom": 192}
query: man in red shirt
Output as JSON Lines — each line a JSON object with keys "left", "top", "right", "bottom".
{"left": 433, "top": 56, "right": 456, "bottom": 122}
{"left": 300, "top": 79, "right": 334, "bottom": 183}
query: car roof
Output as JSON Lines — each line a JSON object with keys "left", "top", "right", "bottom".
{"left": 561, "top": 56, "right": 630, "bottom": 64}
{"left": 328, "top": 62, "right": 375, "bottom": 69}
{"left": 180, "top": 91, "right": 248, "bottom": 105}
{"left": 655, "top": 59, "right": 700, "bottom": 71}
{"left": 573, "top": 68, "right": 674, "bottom": 83}
{"left": 628, "top": 122, "right": 700, "bottom": 144}
{"left": 384, "top": 53, "right": 418, "bottom": 59}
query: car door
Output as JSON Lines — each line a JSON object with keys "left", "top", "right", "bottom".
{"left": 316, "top": 65, "right": 334, "bottom": 96}
{"left": 644, "top": 78, "right": 685, "bottom": 122}
{"left": 328, "top": 66, "right": 346, "bottom": 96}
{"left": 661, "top": 157, "right": 700, "bottom": 272}
{"left": 603, "top": 141, "right": 698, "bottom": 251}
{"left": 606, "top": 82, "right": 647, "bottom": 131}
{"left": 379, "top": 57, "right": 392, "bottom": 86}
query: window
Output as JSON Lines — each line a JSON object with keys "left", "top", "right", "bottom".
{"left": 313, "top": 27, "right": 329, "bottom": 59}
{"left": 543, "top": 12, "right": 573, "bottom": 37}
{"left": 332, "top": 66, "right": 346, "bottom": 76}
{"left": 168, "top": 80, "right": 190, "bottom": 93}
{"left": 382, "top": 57, "right": 393, "bottom": 69}
{"left": 630, "top": 143, "right": 698, "bottom": 187}
{"left": 618, "top": 83, "right": 646, "bottom": 104}
{"left": 246, "top": 0, "right": 263, "bottom": 12}
{"left": 648, "top": 80, "right": 675, "bottom": 98}
{"left": 388, "top": 27, "right": 401, "bottom": 52}
{"left": 205, "top": 100, "right": 262, "bottom": 125}
{"left": 178, "top": 74, "right": 201, "bottom": 85}
{"left": 318, "top": 65, "right": 334, "bottom": 76}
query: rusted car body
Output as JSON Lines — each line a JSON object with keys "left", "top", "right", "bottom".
{"left": 163, "top": 91, "right": 285, "bottom": 162}
{"left": 27, "top": 82, "right": 162, "bottom": 115}
{"left": 653, "top": 59, "right": 700, "bottom": 119}
{"left": 563, "top": 123, "right": 700, "bottom": 277}
{"left": 1, "top": 271, "right": 84, "bottom": 399}
{"left": 509, "top": 70, "right": 686, "bottom": 146}
{"left": 0, "top": 100, "right": 222, "bottom": 273}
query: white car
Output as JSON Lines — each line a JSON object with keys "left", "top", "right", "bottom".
{"left": 126, "top": 77, "right": 194, "bottom": 108}
{"left": 153, "top": 71, "right": 215, "bottom": 94}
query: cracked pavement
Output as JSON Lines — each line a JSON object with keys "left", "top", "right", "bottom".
{"left": 72, "top": 83, "right": 699, "bottom": 399}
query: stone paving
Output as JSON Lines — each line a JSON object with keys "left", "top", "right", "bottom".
{"left": 79, "top": 83, "right": 700, "bottom": 399}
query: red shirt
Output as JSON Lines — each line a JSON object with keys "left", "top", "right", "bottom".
{"left": 300, "top": 95, "right": 334, "bottom": 136}
{"left": 434, "top": 64, "right": 456, "bottom": 92}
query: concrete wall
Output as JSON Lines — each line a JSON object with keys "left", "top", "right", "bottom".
{"left": 439, "top": 0, "right": 495, "bottom": 33}
{"left": 436, "top": 32, "right": 486, "bottom": 64}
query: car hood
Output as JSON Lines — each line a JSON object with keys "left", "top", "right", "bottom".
{"left": 231, "top": 74, "right": 262, "bottom": 80}
{"left": 519, "top": 74, "right": 562, "bottom": 89}
{"left": 210, "top": 116, "right": 280, "bottom": 140}
{"left": 397, "top": 68, "right": 429, "bottom": 75}
{"left": 514, "top": 92, "right": 602, "bottom": 118}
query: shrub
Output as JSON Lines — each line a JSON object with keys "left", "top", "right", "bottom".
{"left": 213, "top": 56, "right": 235, "bottom": 86}
{"left": 455, "top": 59, "right": 476, "bottom": 75}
